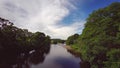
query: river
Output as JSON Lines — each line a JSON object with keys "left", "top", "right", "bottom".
{"left": 31, "top": 44, "right": 81, "bottom": 68}
{"left": 0, "top": 44, "right": 81, "bottom": 68}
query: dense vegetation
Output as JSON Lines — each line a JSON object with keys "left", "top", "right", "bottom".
{"left": 66, "top": 34, "right": 79, "bottom": 45}
{"left": 0, "top": 17, "right": 51, "bottom": 53}
{"left": 66, "top": 2, "right": 120, "bottom": 68}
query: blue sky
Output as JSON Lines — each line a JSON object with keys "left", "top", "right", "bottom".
{"left": 62, "top": 0, "right": 120, "bottom": 25}
{"left": 0, "top": 0, "right": 119, "bottom": 39}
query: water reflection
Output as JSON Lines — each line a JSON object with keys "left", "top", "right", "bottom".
{"left": 0, "top": 45, "right": 50, "bottom": 68}
{"left": 66, "top": 47, "right": 91, "bottom": 68}
{"left": 0, "top": 45, "right": 82, "bottom": 68}
{"left": 80, "top": 61, "right": 91, "bottom": 68}
{"left": 34, "top": 45, "right": 80, "bottom": 68}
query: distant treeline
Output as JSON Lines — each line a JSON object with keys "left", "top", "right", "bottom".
{"left": 66, "top": 2, "right": 120, "bottom": 68}
{"left": 51, "top": 39, "right": 65, "bottom": 44}
{"left": 0, "top": 17, "right": 51, "bottom": 53}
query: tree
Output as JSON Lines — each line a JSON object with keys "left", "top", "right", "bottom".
{"left": 70, "top": 2, "right": 120, "bottom": 68}
{"left": 66, "top": 34, "right": 79, "bottom": 45}
{"left": 0, "top": 17, "right": 51, "bottom": 53}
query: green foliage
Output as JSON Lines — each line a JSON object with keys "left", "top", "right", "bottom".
{"left": 104, "top": 49, "right": 120, "bottom": 68}
{"left": 66, "top": 34, "right": 79, "bottom": 45}
{"left": 0, "top": 17, "right": 51, "bottom": 53}
{"left": 67, "top": 2, "right": 120, "bottom": 68}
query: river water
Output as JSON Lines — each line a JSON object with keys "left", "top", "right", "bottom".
{"left": 0, "top": 44, "right": 81, "bottom": 68}
{"left": 31, "top": 44, "right": 81, "bottom": 68}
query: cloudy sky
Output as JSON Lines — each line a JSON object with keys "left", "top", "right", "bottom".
{"left": 0, "top": 0, "right": 119, "bottom": 39}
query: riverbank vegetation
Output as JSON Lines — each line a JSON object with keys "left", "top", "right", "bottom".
{"left": 66, "top": 2, "right": 120, "bottom": 68}
{"left": 0, "top": 17, "right": 51, "bottom": 53}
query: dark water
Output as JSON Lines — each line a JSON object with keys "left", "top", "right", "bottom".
{"left": 0, "top": 44, "right": 81, "bottom": 68}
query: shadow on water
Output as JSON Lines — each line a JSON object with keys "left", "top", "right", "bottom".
{"left": 80, "top": 61, "right": 91, "bottom": 68}
{"left": 0, "top": 45, "right": 51, "bottom": 68}
{"left": 67, "top": 49, "right": 91, "bottom": 68}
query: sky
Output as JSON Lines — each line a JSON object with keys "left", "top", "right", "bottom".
{"left": 0, "top": 0, "right": 120, "bottom": 39}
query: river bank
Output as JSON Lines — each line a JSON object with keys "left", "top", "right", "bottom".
{"left": 63, "top": 45, "right": 91, "bottom": 68}
{"left": 63, "top": 45, "right": 81, "bottom": 57}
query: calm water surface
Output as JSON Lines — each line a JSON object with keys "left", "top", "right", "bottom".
{"left": 31, "top": 44, "right": 81, "bottom": 68}
{"left": 0, "top": 44, "right": 81, "bottom": 68}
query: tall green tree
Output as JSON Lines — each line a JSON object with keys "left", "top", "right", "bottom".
{"left": 69, "top": 2, "right": 120, "bottom": 68}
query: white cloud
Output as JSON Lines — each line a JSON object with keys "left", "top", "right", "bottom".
{"left": 47, "top": 21, "right": 85, "bottom": 39}
{"left": 0, "top": 0, "right": 85, "bottom": 39}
